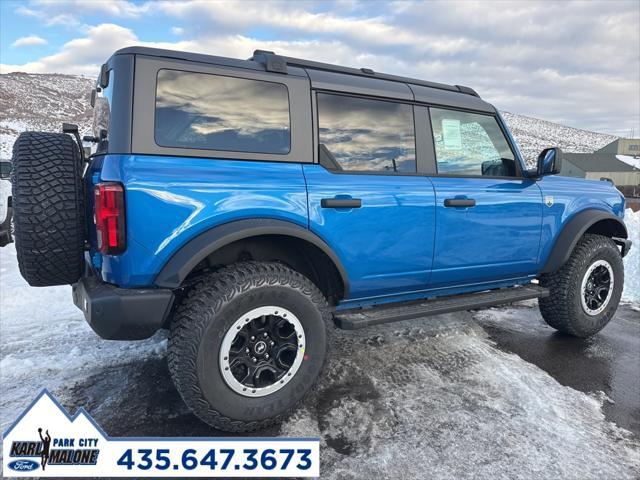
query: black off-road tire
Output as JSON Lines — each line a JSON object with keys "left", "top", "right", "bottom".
{"left": 539, "top": 234, "right": 624, "bottom": 338}
{"left": 168, "top": 261, "right": 332, "bottom": 432}
{"left": 11, "top": 132, "right": 85, "bottom": 286}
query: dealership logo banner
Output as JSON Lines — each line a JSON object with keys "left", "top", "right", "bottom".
{"left": 3, "top": 390, "right": 319, "bottom": 477}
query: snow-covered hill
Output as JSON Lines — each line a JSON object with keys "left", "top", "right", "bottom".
{"left": 501, "top": 112, "right": 618, "bottom": 166}
{"left": 0, "top": 73, "right": 619, "bottom": 165}
{"left": 0, "top": 73, "right": 93, "bottom": 158}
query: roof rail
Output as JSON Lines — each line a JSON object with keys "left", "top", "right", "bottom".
{"left": 250, "top": 50, "right": 480, "bottom": 97}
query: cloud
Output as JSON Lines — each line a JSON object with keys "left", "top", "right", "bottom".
{"left": 156, "top": 1, "right": 475, "bottom": 55}
{"left": 25, "top": 0, "right": 149, "bottom": 18}
{"left": 16, "top": 4, "right": 80, "bottom": 27}
{"left": 11, "top": 35, "right": 48, "bottom": 48}
{"left": 2, "top": 0, "right": 638, "bottom": 136}
{"left": 15, "top": 0, "right": 150, "bottom": 27}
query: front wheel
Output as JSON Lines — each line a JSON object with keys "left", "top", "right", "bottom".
{"left": 168, "top": 262, "right": 331, "bottom": 432}
{"left": 539, "top": 234, "right": 624, "bottom": 337}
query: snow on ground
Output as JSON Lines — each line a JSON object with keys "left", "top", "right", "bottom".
{"left": 0, "top": 243, "right": 168, "bottom": 436}
{"left": 623, "top": 208, "right": 640, "bottom": 302}
{"left": 0, "top": 179, "right": 9, "bottom": 224}
{"left": 282, "top": 318, "right": 639, "bottom": 479}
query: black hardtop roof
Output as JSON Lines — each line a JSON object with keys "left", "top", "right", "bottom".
{"left": 113, "top": 46, "right": 488, "bottom": 106}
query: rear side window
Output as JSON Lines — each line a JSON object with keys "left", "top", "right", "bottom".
{"left": 155, "top": 69, "right": 291, "bottom": 154}
{"left": 430, "top": 108, "right": 516, "bottom": 177}
{"left": 317, "top": 93, "right": 416, "bottom": 173}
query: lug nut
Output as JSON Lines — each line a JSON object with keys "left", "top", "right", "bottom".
{"left": 245, "top": 348, "right": 250, "bottom": 354}
{"left": 263, "top": 332, "right": 268, "bottom": 337}
{"left": 252, "top": 357, "right": 257, "bottom": 363}
{"left": 265, "top": 353, "right": 270, "bottom": 359}
{"left": 270, "top": 341, "right": 275, "bottom": 346}
{"left": 250, "top": 336, "right": 255, "bottom": 341}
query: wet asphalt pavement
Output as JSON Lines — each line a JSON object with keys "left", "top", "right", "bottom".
{"left": 63, "top": 301, "right": 640, "bottom": 440}
{"left": 53, "top": 301, "right": 640, "bottom": 479}
{"left": 475, "top": 301, "right": 640, "bottom": 437}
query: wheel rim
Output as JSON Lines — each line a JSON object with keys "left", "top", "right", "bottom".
{"left": 219, "top": 306, "right": 305, "bottom": 397}
{"left": 580, "top": 259, "right": 614, "bottom": 316}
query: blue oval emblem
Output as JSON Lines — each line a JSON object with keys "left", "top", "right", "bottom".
{"left": 8, "top": 459, "right": 39, "bottom": 471}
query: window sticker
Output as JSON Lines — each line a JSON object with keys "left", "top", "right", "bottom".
{"left": 441, "top": 119, "right": 462, "bottom": 150}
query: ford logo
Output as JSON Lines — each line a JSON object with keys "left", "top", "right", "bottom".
{"left": 8, "top": 459, "right": 39, "bottom": 471}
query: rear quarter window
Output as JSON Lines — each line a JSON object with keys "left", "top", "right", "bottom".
{"left": 155, "top": 69, "right": 291, "bottom": 154}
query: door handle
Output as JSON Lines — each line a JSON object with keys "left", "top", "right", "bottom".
{"left": 321, "top": 198, "right": 362, "bottom": 208}
{"left": 444, "top": 198, "right": 476, "bottom": 208}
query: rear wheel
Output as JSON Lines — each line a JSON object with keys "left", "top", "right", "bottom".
{"left": 11, "top": 132, "right": 85, "bottom": 286}
{"left": 539, "top": 234, "right": 624, "bottom": 337}
{"left": 168, "top": 262, "right": 331, "bottom": 432}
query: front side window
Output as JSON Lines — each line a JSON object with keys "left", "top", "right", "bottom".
{"left": 155, "top": 69, "right": 290, "bottom": 154}
{"left": 317, "top": 93, "right": 416, "bottom": 173}
{"left": 430, "top": 108, "right": 517, "bottom": 177}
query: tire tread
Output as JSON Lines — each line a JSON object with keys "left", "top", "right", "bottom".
{"left": 11, "top": 132, "right": 85, "bottom": 286}
{"left": 539, "top": 234, "right": 623, "bottom": 337}
{"left": 168, "top": 261, "right": 331, "bottom": 432}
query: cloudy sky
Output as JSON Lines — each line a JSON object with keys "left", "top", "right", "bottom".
{"left": 1, "top": 0, "right": 638, "bottom": 137}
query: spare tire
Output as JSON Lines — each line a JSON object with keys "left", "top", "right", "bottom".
{"left": 11, "top": 132, "right": 85, "bottom": 286}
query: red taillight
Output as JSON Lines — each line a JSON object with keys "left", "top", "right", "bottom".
{"left": 94, "top": 182, "right": 126, "bottom": 254}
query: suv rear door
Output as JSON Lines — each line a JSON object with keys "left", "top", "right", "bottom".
{"left": 425, "top": 107, "right": 543, "bottom": 287}
{"left": 305, "top": 90, "right": 435, "bottom": 302}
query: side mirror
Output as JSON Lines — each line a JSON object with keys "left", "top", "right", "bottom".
{"left": 98, "top": 63, "right": 109, "bottom": 89}
{"left": 537, "top": 147, "right": 563, "bottom": 177}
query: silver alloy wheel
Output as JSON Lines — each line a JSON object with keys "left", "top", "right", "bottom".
{"left": 580, "top": 259, "right": 614, "bottom": 316}
{"left": 219, "top": 306, "right": 306, "bottom": 397}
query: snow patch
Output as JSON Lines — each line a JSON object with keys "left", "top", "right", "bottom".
{"left": 623, "top": 208, "right": 640, "bottom": 302}
{"left": 0, "top": 178, "right": 10, "bottom": 222}
{"left": 0, "top": 243, "right": 167, "bottom": 434}
{"left": 617, "top": 155, "right": 640, "bottom": 169}
{"left": 282, "top": 322, "right": 640, "bottom": 479}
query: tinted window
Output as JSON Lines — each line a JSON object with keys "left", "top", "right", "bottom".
{"left": 155, "top": 69, "right": 290, "bottom": 154}
{"left": 430, "top": 108, "right": 516, "bottom": 176}
{"left": 318, "top": 93, "right": 416, "bottom": 173}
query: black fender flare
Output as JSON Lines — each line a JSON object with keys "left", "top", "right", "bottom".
{"left": 542, "top": 209, "right": 628, "bottom": 273}
{"left": 154, "top": 218, "right": 350, "bottom": 297}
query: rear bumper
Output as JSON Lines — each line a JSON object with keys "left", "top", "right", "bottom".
{"left": 72, "top": 275, "right": 174, "bottom": 340}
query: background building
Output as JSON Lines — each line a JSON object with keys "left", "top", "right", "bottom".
{"left": 596, "top": 138, "right": 640, "bottom": 156}
{"left": 561, "top": 139, "right": 640, "bottom": 187}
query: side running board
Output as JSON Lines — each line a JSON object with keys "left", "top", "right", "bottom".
{"left": 334, "top": 284, "right": 549, "bottom": 330}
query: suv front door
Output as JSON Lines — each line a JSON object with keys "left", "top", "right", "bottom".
{"left": 427, "top": 108, "right": 543, "bottom": 287}
{"left": 305, "top": 93, "right": 435, "bottom": 302}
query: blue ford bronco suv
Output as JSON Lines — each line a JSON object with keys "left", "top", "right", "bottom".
{"left": 11, "top": 47, "right": 632, "bottom": 431}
